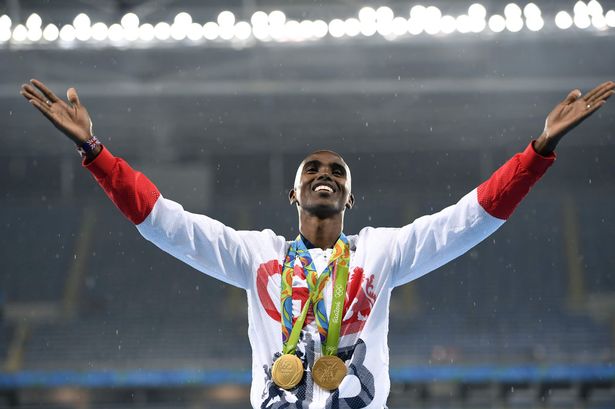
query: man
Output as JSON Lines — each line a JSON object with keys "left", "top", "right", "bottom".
{"left": 20, "top": 79, "right": 614, "bottom": 408}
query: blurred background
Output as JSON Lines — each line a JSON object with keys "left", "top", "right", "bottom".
{"left": 1, "top": 0, "right": 614, "bottom": 408}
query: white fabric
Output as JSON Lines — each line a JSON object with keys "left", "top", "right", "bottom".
{"left": 136, "top": 188, "right": 504, "bottom": 409}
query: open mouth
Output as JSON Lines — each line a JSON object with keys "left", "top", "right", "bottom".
{"left": 313, "top": 183, "right": 335, "bottom": 193}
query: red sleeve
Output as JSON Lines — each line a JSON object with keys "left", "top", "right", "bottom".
{"left": 83, "top": 146, "right": 161, "bottom": 224}
{"left": 477, "top": 141, "right": 556, "bottom": 220}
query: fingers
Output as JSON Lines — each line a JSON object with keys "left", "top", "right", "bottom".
{"left": 564, "top": 89, "right": 582, "bottom": 104}
{"left": 67, "top": 87, "right": 80, "bottom": 106}
{"left": 587, "top": 82, "right": 615, "bottom": 104}
{"left": 583, "top": 100, "right": 605, "bottom": 120}
{"left": 30, "top": 79, "right": 60, "bottom": 103}
{"left": 582, "top": 81, "right": 614, "bottom": 103}
{"left": 28, "top": 98, "right": 55, "bottom": 122}
{"left": 20, "top": 84, "right": 49, "bottom": 105}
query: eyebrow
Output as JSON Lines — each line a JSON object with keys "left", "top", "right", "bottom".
{"left": 303, "top": 160, "right": 346, "bottom": 173}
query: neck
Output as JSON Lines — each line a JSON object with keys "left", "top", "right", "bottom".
{"left": 298, "top": 211, "right": 344, "bottom": 250}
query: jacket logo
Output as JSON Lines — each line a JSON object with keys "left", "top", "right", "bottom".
{"left": 256, "top": 261, "right": 376, "bottom": 335}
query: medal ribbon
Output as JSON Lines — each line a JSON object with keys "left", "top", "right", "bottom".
{"left": 280, "top": 234, "right": 350, "bottom": 356}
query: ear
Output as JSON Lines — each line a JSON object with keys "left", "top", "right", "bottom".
{"left": 288, "top": 188, "right": 297, "bottom": 206}
{"left": 345, "top": 193, "right": 355, "bottom": 210}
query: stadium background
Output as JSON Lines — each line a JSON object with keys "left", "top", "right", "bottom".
{"left": 1, "top": 0, "right": 614, "bottom": 407}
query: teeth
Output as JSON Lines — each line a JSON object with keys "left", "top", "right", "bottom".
{"left": 315, "top": 185, "right": 333, "bottom": 192}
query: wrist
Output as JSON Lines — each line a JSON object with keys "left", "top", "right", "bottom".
{"left": 533, "top": 133, "right": 557, "bottom": 155}
{"left": 85, "top": 144, "right": 102, "bottom": 162}
{"left": 77, "top": 136, "right": 102, "bottom": 159}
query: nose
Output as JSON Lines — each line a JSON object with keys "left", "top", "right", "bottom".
{"left": 316, "top": 170, "right": 333, "bottom": 179}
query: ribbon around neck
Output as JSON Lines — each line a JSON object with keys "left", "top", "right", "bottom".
{"left": 280, "top": 234, "right": 350, "bottom": 356}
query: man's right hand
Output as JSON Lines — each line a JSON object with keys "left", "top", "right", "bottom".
{"left": 20, "top": 79, "right": 94, "bottom": 145}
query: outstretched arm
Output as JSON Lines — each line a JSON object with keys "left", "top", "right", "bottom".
{"left": 20, "top": 79, "right": 282, "bottom": 289}
{"left": 390, "top": 81, "right": 613, "bottom": 287}
{"left": 20, "top": 79, "right": 101, "bottom": 160}
{"left": 534, "top": 81, "right": 614, "bottom": 155}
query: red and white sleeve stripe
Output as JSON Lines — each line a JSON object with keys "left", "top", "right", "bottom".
{"left": 83, "top": 145, "right": 160, "bottom": 225}
{"left": 391, "top": 140, "right": 555, "bottom": 286}
{"left": 477, "top": 140, "right": 556, "bottom": 220}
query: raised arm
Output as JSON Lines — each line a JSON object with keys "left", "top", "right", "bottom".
{"left": 390, "top": 81, "right": 614, "bottom": 287}
{"left": 20, "top": 79, "right": 282, "bottom": 289}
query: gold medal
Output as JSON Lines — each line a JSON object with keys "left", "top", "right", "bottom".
{"left": 312, "top": 355, "right": 347, "bottom": 390}
{"left": 272, "top": 354, "right": 304, "bottom": 390}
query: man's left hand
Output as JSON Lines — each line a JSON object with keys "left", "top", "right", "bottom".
{"left": 534, "top": 81, "right": 614, "bottom": 155}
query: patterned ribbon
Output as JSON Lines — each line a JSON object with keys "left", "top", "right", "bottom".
{"left": 280, "top": 234, "right": 350, "bottom": 355}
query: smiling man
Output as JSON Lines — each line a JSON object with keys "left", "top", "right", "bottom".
{"left": 20, "top": 79, "right": 614, "bottom": 409}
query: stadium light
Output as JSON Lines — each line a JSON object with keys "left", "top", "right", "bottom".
{"left": 42, "top": 24, "right": 59, "bottom": 41}
{"left": 345, "top": 18, "right": 361, "bottom": 37}
{"left": 424, "top": 6, "right": 442, "bottom": 34}
{"left": 410, "top": 5, "right": 426, "bottom": 20}
{"left": 234, "top": 21, "right": 251, "bottom": 40}
{"left": 587, "top": 0, "right": 603, "bottom": 17}
{"left": 187, "top": 22, "right": 203, "bottom": 41}
{"left": 523, "top": 3, "right": 541, "bottom": 19}
{"left": 592, "top": 14, "right": 607, "bottom": 29}
{"left": 26, "top": 13, "right": 42, "bottom": 30}
{"left": 328, "top": 19, "right": 345, "bottom": 38}
{"left": 526, "top": 17, "right": 544, "bottom": 31}
{"left": 468, "top": 3, "right": 487, "bottom": 20}
{"left": 175, "top": 12, "right": 192, "bottom": 27}
{"left": 251, "top": 11, "right": 268, "bottom": 27}
{"left": 13, "top": 24, "right": 28, "bottom": 42}
{"left": 358, "top": 7, "right": 376, "bottom": 22}
{"left": 523, "top": 3, "right": 543, "bottom": 31}
{"left": 138, "top": 23, "right": 155, "bottom": 41}
{"left": 73, "top": 13, "right": 91, "bottom": 30}
{"left": 439, "top": 15, "right": 456, "bottom": 34}
{"left": 488, "top": 14, "right": 506, "bottom": 32}
{"left": 555, "top": 11, "right": 573, "bottom": 29}
{"left": 376, "top": 19, "right": 393, "bottom": 36}
{"left": 573, "top": 1, "right": 589, "bottom": 17}
{"left": 91, "top": 22, "right": 108, "bottom": 41}
{"left": 391, "top": 17, "right": 408, "bottom": 36}
{"left": 470, "top": 16, "right": 487, "bottom": 33}
{"left": 218, "top": 23, "right": 234, "bottom": 40}
{"left": 59, "top": 24, "right": 76, "bottom": 42}
{"left": 506, "top": 17, "right": 524, "bottom": 32}
{"left": 170, "top": 23, "right": 187, "bottom": 40}
{"left": 121, "top": 13, "right": 139, "bottom": 29}
{"left": 27, "top": 27, "right": 43, "bottom": 42}
{"left": 283, "top": 20, "right": 298, "bottom": 41}
{"left": 217, "top": 11, "right": 235, "bottom": 27}
{"left": 2, "top": 3, "right": 614, "bottom": 48}
{"left": 456, "top": 15, "right": 472, "bottom": 34}
{"left": 269, "top": 11, "right": 286, "bottom": 26}
{"left": 107, "top": 24, "right": 124, "bottom": 42}
{"left": 360, "top": 12, "right": 378, "bottom": 36}
{"left": 312, "top": 20, "right": 328, "bottom": 38}
{"left": 123, "top": 28, "right": 139, "bottom": 42}
{"left": 296, "top": 20, "right": 312, "bottom": 40}
{"left": 0, "top": 28, "right": 10, "bottom": 42}
{"left": 203, "top": 22, "right": 220, "bottom": 40}
{"left": 407, "top": 19, "right": 421, "bottom": 35}
{"left": 154, "top": 22, "right": 171, "bottom": 40}
{"left": 504, "top": 3, "right": 523, "bottom": 19}
{"left": 574, "top": 13, "right": 591, "bottom": 29}
{"left": 0, "top": 15, "right": 12, "bottom": 29}
{"left": 252, "top": 27, "right": 268, "bottom": 41}
{"left": 376, "top": 6, "right": 394, "bottom": 22}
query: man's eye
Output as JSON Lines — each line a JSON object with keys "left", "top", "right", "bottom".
{"left": 333, "top": 170, "right": 343, "bottom": 176}
{"left": 306, "top": 168, "right": 317, "bottom": 173}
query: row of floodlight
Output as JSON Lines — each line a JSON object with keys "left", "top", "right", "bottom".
{"left": 0, "top": 1, "right": 613, "bottom": 45}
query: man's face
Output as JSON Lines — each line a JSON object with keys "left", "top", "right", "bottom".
{"left": 289, "top": 151, "right": 354, "bottom": 218}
